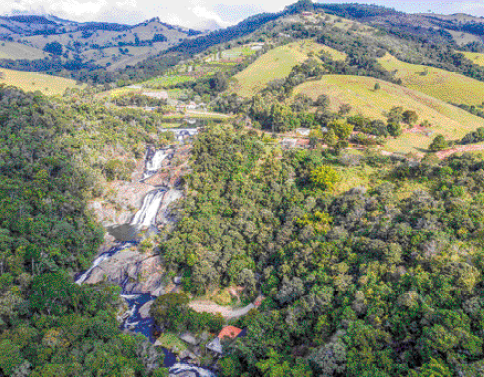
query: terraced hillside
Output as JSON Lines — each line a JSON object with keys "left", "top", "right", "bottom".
{"left": 378, "top": 54, "right": 484, "bottom": 106}
{"left": 0, "top": 68, "right": 82, "bottom": 95}
{"left": 293, "top": 75, "right": 484, "bottom": 153}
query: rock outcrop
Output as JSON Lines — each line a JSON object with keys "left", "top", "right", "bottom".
{"left": 83, "top": 247, "right": 167, "bottom": 296}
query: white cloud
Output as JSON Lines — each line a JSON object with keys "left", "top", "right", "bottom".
{"left": 3, "top": 0, "right": 484, "bottom": 29}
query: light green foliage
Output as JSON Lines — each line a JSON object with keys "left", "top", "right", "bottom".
{"left": 328, "top": 118, "right": 354, "bottom": 140}
{"left": 310, "top": 165, "right": 341, "bottom": 190}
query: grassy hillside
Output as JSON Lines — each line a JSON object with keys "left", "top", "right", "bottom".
{"left": 0, "top": 41, "right": 47, "bottom": 60}
{"left": 232, "top": 40, "right": 325, "bottom": 97}
{"left": 293, "top": 75, "right": 484, "bottom": 153}
{"left": 0, "top": 68, "right": 82, "bottom": 95}
{"left": 462, "top": 51, "right": 484, "bottom": 68}
{"left": 445, "top": 30, "right": 482, "bottom": 46}
{"left": 378, "top": 53, "right": 484, "bottom": 106}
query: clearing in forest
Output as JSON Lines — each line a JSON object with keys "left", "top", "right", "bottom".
{"left": 0, "top": 67, "right": 82, "bottom": 96}
{"left": 293, "top": 75, "right": 484, "bottom": 153}
{"left": 378, "top": 53, "right": 484, "bottom": 106}
{"left": 233, "top": 40, "right": 329, "bottom": 97}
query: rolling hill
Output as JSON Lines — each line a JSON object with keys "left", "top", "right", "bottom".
{"left": 0, "top": 16, "right": 201, "bottom": 70}
{"left": 232, "top": 40, "right": 340, "bottom": 97}
{"left": 378, "top": 53, "right": 484, "bottom": 106}
{"left": 293, "top": 75, "right": 484, "bottom": 153}
{"left": 0, "top": 41, "right": 48, "bottom": 60}
{"left": 0, "top": 67, "right": 82, "bottom": 95}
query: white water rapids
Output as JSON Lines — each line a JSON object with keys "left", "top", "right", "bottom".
{"left": 143, "top": 149, "right": 170, "bottom": 180}
{"left": 76, "top": 130, "right": 216, "bottom": 376}
{"left": 130, "top": 189, "right": 166, "bottom": 227}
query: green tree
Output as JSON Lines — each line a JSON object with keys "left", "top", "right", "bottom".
{"left": 310, "top": 165, "right": 341, "bottom": 191}
{"left": 402, "top": 110, "right": 419, "bottom": 126}
{"left": 429, "top": 134, "right": 448, "bottom": 151}
{"left": 43, "top": 42, "right": 63, "bottom": 55}
{"left": 0, "top": 340, "right": 23, "bottom": 375}
{"left": 409, "top": 358, "right": 451, "bottom": 377}
{"left": 150, "top": 293, "right": 190, "bottom": 331}
{"left": 328, "top": 119, "right": 353, "bottom": 140}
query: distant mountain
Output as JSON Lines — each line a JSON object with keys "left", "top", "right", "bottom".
{"left": 0, "top": 14, "right": 203, "bottom": 71}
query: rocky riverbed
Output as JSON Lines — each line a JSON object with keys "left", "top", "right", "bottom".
{"left": 76, "top": 129, "right": 217, "bottom": 376}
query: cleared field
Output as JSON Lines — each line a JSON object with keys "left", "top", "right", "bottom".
{"left": 0, "top": 68, "right": 82, "bottom": 96}
{"left": 446, "top": 30, "right": 482, "bottom": 46}
{"left": 462, "top": 51, "right": 484, "bottom": 68}
{"left": 0, "top": 42, "right": 47, "bottom": 60}
{"left": 378, "top": 53, "right": 484, "bottom": 106}
{"left": 233, "top": 40, "right": 326, "bottom": 97}
{"left": 143, "top": 75, "right": 194, "bottom": 88}
{"left": 293, "top": 75, "right": 484, "bottom": 153}
{"left": 221, "top": 46, "right": 256, "bottom": 60}
{"left": 320, "top": 45, "right": 346, "bottom": 61}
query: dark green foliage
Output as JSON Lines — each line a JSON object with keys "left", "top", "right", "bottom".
{"left": 43, "top": 41, "right": 63, "bottom": 55}
{"left": 159, "top": 125, "right": 484, "bottom": 376}
{"left": 429, "top": 134, "right": 449, "bottom": 151}
{"left": 462, "top": 127, "right": 484, "bottom": 145}
{"left": 0, "top": 87, "right": 166, "bottom": 376}
{"left": 111, "top": 92, "right": 167, "bottom": 107}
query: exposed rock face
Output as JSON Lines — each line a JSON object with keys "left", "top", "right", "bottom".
{"left": 83, "top": 247, "right": 167, "bottom": 296}
{"left": 139, "top": 300, "right": 154, "bottom": 319}
{"left": 88, "top": 182, "right": 156, "bottom": 226}
{"left": 83, "top": 141, "right": 193, "bottom": 300}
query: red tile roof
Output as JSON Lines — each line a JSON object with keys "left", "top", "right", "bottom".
{"left": 218, "top": 326, "right": 243, "bottom": 339}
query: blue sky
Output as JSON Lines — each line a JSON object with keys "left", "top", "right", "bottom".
{"left": 1, "top": 0, "right": 483, "bottom": 29}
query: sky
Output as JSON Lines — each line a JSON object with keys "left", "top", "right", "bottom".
{"left": 1, "top": 0, "right": 484, "bottom": 30}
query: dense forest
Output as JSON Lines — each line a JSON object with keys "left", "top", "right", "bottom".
{"left": 159, "top": 125, "right": 484, "bottom": 376}
{"left": 5, "top": 1, "right": 484, "bottom": 376}
{"left": 0, "top": 87, "right": 168, "bottom": 376}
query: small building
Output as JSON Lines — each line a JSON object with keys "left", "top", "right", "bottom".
{"left": 296, "top": 128, "right": 311, "bottom": 137}
{"left": 187, "top": 101, "right": 197, "bottom": 110}
{"left": 296, "top": 139, "right": 310, "bottom": 149}
{"left": 206, "top": 326, "right": 244, "bottom": 355}
{"left": 251, "top": 43, "right": 265, "bottom": 51}
{"left": 281, "top": 138, "right": 298, "bottom": 149}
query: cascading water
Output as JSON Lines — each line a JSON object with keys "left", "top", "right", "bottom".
{"left": 131, "top": 189, "right": 166, "bottom": 226}
{"left": 77, "top": 131, "right": 217, "bottom": 376}
{"left": 143, "top": 148, "right": 170, "bottom": 180}
{"left": 75, "top": 242, "right": 135, "bottom": 285}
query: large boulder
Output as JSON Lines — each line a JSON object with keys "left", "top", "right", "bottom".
{"left": 83, "top": 247, "right": 167, "bottom": 296}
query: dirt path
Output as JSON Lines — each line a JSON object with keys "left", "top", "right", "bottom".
{"left": 436, "top": 143, "right": 484, "bottom": 159}
{"left": 189, "top": 297, "right": 261, "bottom": 319}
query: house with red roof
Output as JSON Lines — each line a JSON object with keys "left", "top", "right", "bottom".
{"left": 206, "top": 326, "right": 246, "bottom": 355}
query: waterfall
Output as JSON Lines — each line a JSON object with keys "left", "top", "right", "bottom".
{"left": 77, "top": 134, "right": 217, "bottom": 375}
{"left": 131, "top": 189, "right": 166, "bottom": 227}
{"left": 75, "top": 242, "right": 134, "bottom": 285}
{"left": 157, "top": 189, "right": 183, "bottom": 225}
{"left": 170, "top": 364, "right": 217, "bottom": 377}
{"left": 143, "top": 148, "right": 170, "bottom": 180}
{"left": 161, "top": 128, "right": 199, "bottom": 144}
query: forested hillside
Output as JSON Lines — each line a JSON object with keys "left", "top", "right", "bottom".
{"left": 4, "top": 1, "right": 484, "bottom": 377}
{"left": 162, "top": 126, "right": 484, "bottom": 376}
{"left": 0, "top": 87, "right": 168, "bottom": 376}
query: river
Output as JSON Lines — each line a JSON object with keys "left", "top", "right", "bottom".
{"left": 76, "top": 129, "right": 216, "bottom": 377}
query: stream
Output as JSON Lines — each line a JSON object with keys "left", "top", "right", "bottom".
{"left": 76, "top": 129, "right": 216, "bottom": 377}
